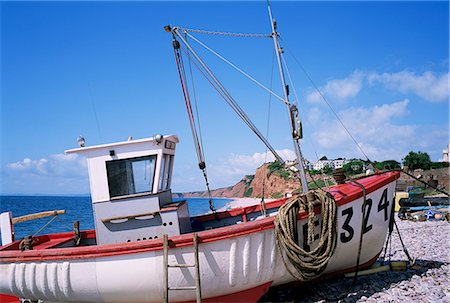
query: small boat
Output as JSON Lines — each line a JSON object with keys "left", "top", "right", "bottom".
{"left": 0, "top": 3, "right": 400, "bottom": 302}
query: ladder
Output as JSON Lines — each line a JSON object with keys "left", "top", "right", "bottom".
{"left": 163, "top": 233, "right": 202, "bottom": 303}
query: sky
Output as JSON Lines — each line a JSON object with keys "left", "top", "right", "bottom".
{"left": 1, "top": 1, "right": 448, "bottom": 195}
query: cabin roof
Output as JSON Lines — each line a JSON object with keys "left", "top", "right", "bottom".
{"left": 65, "top": 135, "right": 179, "bottom": 154}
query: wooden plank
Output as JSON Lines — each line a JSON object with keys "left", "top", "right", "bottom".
{"left": 101, "top": 211, "right": 158, "bottom": 223}
{"left": 194, "top": 233, "right": 202, "bottom": 303}
{"left": 163, "top": 234, "right": 169, "bottom": 303}
{"left": 169, "top": 286, "right": 196, "bottom": 290}
{"left": 168, "top": 263, "right": 195, "bottom": 268}
{"left": 12, "top": 210, "right": 65, "bottom": 224}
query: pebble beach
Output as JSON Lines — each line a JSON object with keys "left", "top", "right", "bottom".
{"left": 261, "top": 216, "right": 450, "bottom": 302}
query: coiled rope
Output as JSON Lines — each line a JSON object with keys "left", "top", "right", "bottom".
{"left": 274, "top": 190, "right": 338, "bottom": 281}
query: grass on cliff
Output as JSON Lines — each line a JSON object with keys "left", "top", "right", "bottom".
{"left": 307, "top": 179, "right": 326, "bottom": 189}
{"left": 272, "top": 192, "right": 283, "bottom": 199}
{"left": 267, "top": 161, "right": 291, "bottom": 180}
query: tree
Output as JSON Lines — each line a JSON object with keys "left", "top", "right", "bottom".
{"left": 322, "top": 164, "right": 333, "bottom": 175}
{"left": 402, "top": 151, "right": 432, "bottom": 170}
{"left": 381, "top": 160, "right": 401, "bottom": 170}
{"left": 308, "top": 169, "right": 320, "bottom": 175}
{"left": 430, "top": 162, "right": 450, "bottom": 169}
{"left": 319, "top": 156, "right": 328, "bottom": 161}
{"left": 343, "top": 160, "right": 364, "bottom": 175}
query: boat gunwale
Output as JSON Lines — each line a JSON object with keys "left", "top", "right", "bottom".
{"left": 0, "top": 171, "right": 400, "bottom": 262}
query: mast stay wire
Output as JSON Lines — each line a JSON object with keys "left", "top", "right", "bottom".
{"left": 185, "top": 33, "right": 206, "bottom": 160}
{"left": 179, "top": 27, "right": 271, "bottom": 38}
{"left": 280, "top": 49, "right": 330, "bottom": 189}
{"left": 173, "top": 42, "right": 216, "bottom": 212}
{"left": 279, "top": 37, "right": 371, "bottom": 162}
{"left": 184, "top": 33, "right": 216, "bottom": 212}
{"left": 175, "top": 48, "right": 203, "bottom": 164}
{"left": 87, "top": 82, "right": 102, "bottom": 141}
{"left": 174, "top": 34, "right": 285, "bottom": 165}
{"left": 261, "top": 49, "right": 276, "bottom": 217}
{"left": 184, "top": 31, "right": 288, "bottom": 106}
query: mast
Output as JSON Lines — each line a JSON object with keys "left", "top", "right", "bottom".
{"left": 267, "top": 1, "right": 309, "bottom": 193}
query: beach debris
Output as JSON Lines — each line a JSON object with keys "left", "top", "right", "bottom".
{"left": 344, "top": 261, "right": 409, "bottom": 278}
{"left": 344, "top": 263, "right": 390, "bottom": 277}
{"left": 398, "top": 206, "right": 449, "bottom": 222}
{"left": 19, "top": 235, "right": 36, "bottom": 251}
{"left": 390, "top": 261, "right": 408, "bottom": 271}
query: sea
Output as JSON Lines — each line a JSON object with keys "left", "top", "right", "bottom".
{"left": 0, "top": 196, "right": 231, "bottom": 246}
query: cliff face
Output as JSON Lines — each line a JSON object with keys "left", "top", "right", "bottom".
{"left": 178, "top": 163, "right": 308, "bottom": 199}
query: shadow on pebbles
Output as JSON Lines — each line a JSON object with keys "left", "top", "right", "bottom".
{"left": 260, "top": 217, "right": 450, "bottom": 302}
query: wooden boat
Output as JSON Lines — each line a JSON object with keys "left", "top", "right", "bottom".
{"left": 0, "top": 168, "right": 399, "bottom": 302}
{"left": 0, "top": 2, "right": 401, "bottom": 302}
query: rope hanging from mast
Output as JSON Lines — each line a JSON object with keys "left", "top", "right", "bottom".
{"left": 172, "top": 35, "right": 216, "bottom": 213}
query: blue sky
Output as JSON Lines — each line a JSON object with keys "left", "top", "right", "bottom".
{"left": 1, "top": 1, "right": 448, "bottom": 195}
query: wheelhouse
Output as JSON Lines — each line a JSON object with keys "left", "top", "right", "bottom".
{"left": 65, "top": 135, "right": 191, "bottom": 245}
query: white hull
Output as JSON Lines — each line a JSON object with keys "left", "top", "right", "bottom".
{"left": 0, "top": 178, "right": 397, "bottom": 302}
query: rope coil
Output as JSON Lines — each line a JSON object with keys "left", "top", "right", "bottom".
{"left": 274, "top": 190, "right": 338, "bottom": 281}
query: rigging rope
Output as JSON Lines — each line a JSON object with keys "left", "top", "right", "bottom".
{"left": 177, "top": 43, "right": 285, "bottom": 165}
{"left": 348, "top": 180, "right": 370, "bottom": 284}
{"left": 274, "top": 190, "right": 338, "bottom": 281}
{"left": 261, "top": 49, "right": 276, "bottom": 217}
{"left": 185, "top": 34, "right": 206, "bottom": 159}
{"left": 280, "top": 39, "right": 371, "bottom": 162}
{"left": 184, "top": 34, "right": 216, "bottom": 213}
{"left": 179, "top": 27, "right": 271, "bottom": 38}
{"left": 184, "top": 32, "right": 288, "bottom": 105}
{"left": 173, "top": 39, "right": 216, "bottom": 212}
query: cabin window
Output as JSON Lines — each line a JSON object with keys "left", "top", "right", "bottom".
{"left": 106, "top": 155, "right": 156, "bottom": 198}
{"left": 159, "top": 154, "right": 174, "bottom": 191}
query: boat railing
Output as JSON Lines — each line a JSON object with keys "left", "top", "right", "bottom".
{"left": 0, "top": 210, "right": 65, "bottom": 246}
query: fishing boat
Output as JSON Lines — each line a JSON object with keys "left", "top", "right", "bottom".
{"left": 0, "top": 3, "right": 400, "bottom": 303}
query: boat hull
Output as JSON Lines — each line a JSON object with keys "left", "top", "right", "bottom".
{"left": 0, "top": 172, "right": 399, "bottom": 302}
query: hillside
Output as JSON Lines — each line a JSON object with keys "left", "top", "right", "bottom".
{"left": 175, "top": 162, "right": 331, "bottom": 199}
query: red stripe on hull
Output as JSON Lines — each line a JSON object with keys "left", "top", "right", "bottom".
{"left": 184, "top": 282, "right": 272, "bottom": 303}
{"left": 0, "top": 294, "right": 19, "bottom": 303}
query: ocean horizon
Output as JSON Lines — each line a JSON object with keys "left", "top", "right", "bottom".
{"left": 0, "top": 195, "right": 231, "bottom": 245}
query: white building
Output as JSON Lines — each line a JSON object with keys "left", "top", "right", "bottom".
{"left": 313, "top": 159, "right": 333, "bottom": 171}
{"left": 332, "top": 159, "right": 346, "bottom": 169}
{"left": 312, "top": 158, "right": 349, "bottom": 171}
{"left": 443, "top": 143, "right": 449, "bottom": 162}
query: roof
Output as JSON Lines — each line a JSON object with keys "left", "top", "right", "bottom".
{"left": 65, "top": 135, "right": 179, "bottom": 154}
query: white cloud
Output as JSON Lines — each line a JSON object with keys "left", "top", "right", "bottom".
{"left": 312, "top": 99, "right": 416, "bottom": 160}
{"left": 228, "top": 149, "right": 296, "bottom": 168}
{"left": 8, "top": 158, "right": 49, "bottom": 174}
{"left": 7, "top": 154, "right": 86, "bottom": 178}
{"left": 3, "top": 154, "right": 89, "bottom": 194}
{"left": 368, "top": 70, "right": 449, "bottom": 102}
{"left": 207, "top": 149, "right": 296, "bottom": 188}
{"left": 306, "top": 71, "right": 364, "bottom": 103}
{"left": 306, "top": 91, "right": 322, "bottom": 103}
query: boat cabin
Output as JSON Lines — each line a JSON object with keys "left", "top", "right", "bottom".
{"left": 65, "top": 135, "right": 191, "bottom": 245}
